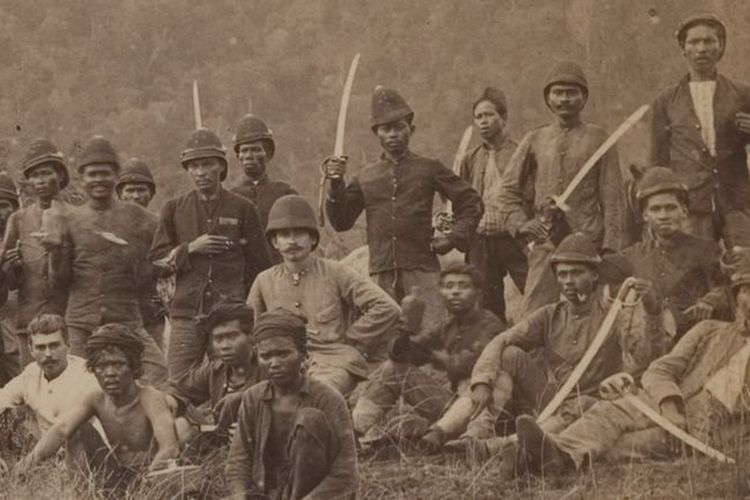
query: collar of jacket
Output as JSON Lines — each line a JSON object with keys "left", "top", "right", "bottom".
{"left": 379, "top": 150, "right": 414, "bottom": 165}
{"left": 481, "top": 134, "right": 510, "bottom": 152}
{"left": 242, "top": 173, "right": 269, "bottom": 186}
{"left": 260, "top": 375, "right": 312, "bottom": 401}
{"left": 196, "top": 185, "right": 226, "bottom": 202}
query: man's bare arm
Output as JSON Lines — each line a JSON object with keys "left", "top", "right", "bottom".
{"left": 141, "top": 387, "right": 180, "bottom": 468}
{"left": 18, "top": 391, "right": 98, "bottom": 472}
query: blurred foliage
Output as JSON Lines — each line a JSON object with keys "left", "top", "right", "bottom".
{"left": 0, "top": 0, "right": 748, "bottom": 252}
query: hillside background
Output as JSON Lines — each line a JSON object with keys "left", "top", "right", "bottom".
{"left": 0, "top": 0, "right": 748, "bottom": 254}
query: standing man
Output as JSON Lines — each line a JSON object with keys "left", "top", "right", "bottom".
{"left": 0, "top": 172, "right": 21, "bottom": 383}
{"left": 499, "top": 61, "right": 626, "bottom": 316}
{"left": 249, "top": 195, "right": 400, "bottom": 395}
{"left": 52, "top": 136, "right": 166, "bottom": 386}
{"left": 2, "top": 139, "right": 72, "bottom": 368}
{"left": 324, "top": 86, "right": 483, "bottom": 330}
{"left": 115, "top": 157, "right": 156, "bottom": 208}
{"left": 226, "top": 309, "right": 358, "bottom": 500}
{"left": 150, "top": 128, "right": 271, "bottom": 380}
{"left": 115, "top": 157, "right": 164, "bottom": 348}
{"left": 650, "top": 12, "right": 750, "bottom": 249}
{"left": 230, "top": 114, "right": 296, "bottom": 263}
{"left": 459, "top": 87, "right": 527, "bottom": 323}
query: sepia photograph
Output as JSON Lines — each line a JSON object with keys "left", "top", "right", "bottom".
{"left": 0, "top": 0, "right": 749, "bottom": 498}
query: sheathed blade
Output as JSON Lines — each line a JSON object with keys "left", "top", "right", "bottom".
{"left": 334, "top": 54, "right": 361, "bottom": 157}
{"left": 193, "top": 80, "right": 203, "bottom": 129}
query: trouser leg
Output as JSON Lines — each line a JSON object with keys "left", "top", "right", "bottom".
{"left": 68, "top": 326, "right": 90, "bottom": 358}
{"left": 285, "top": 408, "right": 338, "bottom": 500}
{"left": 467, "top": 234, "right": 506, "bottom": 322}
{"left": 167, "top": 316, "right": 207, "bottom": 382}
{"left": 497, "top": 232, "right": 528, "bottom": 295}
{"left": 465, "top": 346, "right": 549, "bottom": 438}
{"left": 519, "top": 243, "right": 559, "bottom": 316}
{"left": 352, "top": 360, "right": 452, "bottom": 435}
{"left": 553, "top": 393, "right": 661, "bottom": 468}
{"left": 16, "top": 328, "right": 33, "bottom": 369}
{"left": 722, "top": 208, "right": 750, "bottom": 248}
{"left": 374, "top": 269, "right": 446, "bottom": 333}
{"left": 307, "top": 359, "right": 357, "bottom": 396}
{"left": 432, "top": 380, "right": 474, "bottom": 438}
{"left": 135, "top": 327, "right": 167, "bottom": 387}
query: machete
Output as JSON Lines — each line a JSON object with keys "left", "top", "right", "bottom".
{"left": 607, "top": 373, "right": 735, "bottom": 464}
{"left": 318, "top": 53, "right": 361, "bottom": 227}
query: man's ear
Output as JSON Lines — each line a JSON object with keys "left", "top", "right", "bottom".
{"left": 410, "top": 124, "right": 416, "bottom": 134}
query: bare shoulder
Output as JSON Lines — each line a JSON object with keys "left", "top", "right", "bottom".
{"left": 138, "top": 385, "right": 171, "bottom": 413}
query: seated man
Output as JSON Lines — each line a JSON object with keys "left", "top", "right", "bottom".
{"left": 617, "top": 166, "right": 728, "bottom": 336}
{"left": 351, "top": 262, "right": 505, "bottom": 449}
{"left": 0, "top": 314, "right": 100, "bottom": 470}
{"left": 167, "top": 302, "right": 262, "bottom": 443}
{"left": 226, "top": 309, "right": 358, "bottom": 500}
{"left": 457, "top": 233, "right": 668, "bottom": 457}
{"left": 248, "top": 195, "right": 400, "bottom": 395}
{"left": 511, "top": 262, "right": 750, "bottom": 478}
{"left": 14, "top": 324, "right": 178, "bottom": 487}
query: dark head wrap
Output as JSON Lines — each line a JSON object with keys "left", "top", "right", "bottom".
{"left": 85, "top": 323, "right": 144, "bottom": 376}
{"left": 473, "top": 87, "right": 508, "bottom": 118}
{"left": 254, "top": 309, "right": 308, "bottom": 356}
{"left": 197, "top": 301, "right": 255, "bottom": 336}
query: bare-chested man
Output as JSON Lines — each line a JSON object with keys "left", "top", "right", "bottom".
{"left": 14, "top": 323, "right": 178, "bottom": 485}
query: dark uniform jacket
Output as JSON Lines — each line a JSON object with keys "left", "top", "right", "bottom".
{"left": 620, "top": 232, "right": 727, "bottom": 335}
{"left": 326, "top": 151, "right": 483, "bottom": 274}
{"left": 230, "top": 174, "right": 296, "bottom": 264}
{"left": 412, "top": 308, "right": 504, "bottom": 388}
{"left": 150, "top": 188, "right": 271, "bottom": 318}
{"left": 650, "top": 74, "right": 750, "bottom": 215}
{"left": 55, "top": 201, "right": 156, "bottom": 332}
{"left": 226, "top": 377, "right": 358, "bottom": 500}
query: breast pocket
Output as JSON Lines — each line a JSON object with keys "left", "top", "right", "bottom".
{"left": 313, "top": 302, "right": 344, "bottom": 343}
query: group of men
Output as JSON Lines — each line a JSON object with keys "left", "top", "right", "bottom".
{"left": 0, "top": 9, "right": 749, "bottom": 499}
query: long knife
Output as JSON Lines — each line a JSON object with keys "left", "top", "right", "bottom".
{"left": 318, "top": 53, "right": 361, "bottom": 227}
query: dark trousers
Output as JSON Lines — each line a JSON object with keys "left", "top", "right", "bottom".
{"left": 167, "top": 316, "right": 208, "bottom": 382}
{"left": 466, "top": 232, "right": 528, "bottom": 323}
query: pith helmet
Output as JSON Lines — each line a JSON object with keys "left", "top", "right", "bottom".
{"left": 233, "top": 114, "right": 275, "bottom": 158}
{"left": 0, "top": 173, "right": 19, "bottom": 209}
{"left": 543, "top": 61, "right": 589, "bottom": 100}
{"left": 265, "top": 194, "right": 319, "bottom": 249}
{"left": 550, "top": 232, "right": 601, "bottom": 268}
{"left": 371, "top": 86, "right": 414, "bottom": 131}
{"left": 676, "top": 11, "right": 727, "bottom": 58}
{"left": 636, "top": 166, "right": 688, "bottom": 209}
{"left": 116, "top": 157, "right": 156, "bottom": 195}
{"left": 180, "top": 128, "right": 228, "bottom": 181}
{"left": 76, "top": 136, "right": 120, "bottom": 174}
{"left": 21, "top": 138, "right": 70, "bottom": 189}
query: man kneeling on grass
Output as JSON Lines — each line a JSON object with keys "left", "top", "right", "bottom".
{"left": 504, "top": 261, "right": 750, "bottom": 479}
{"left": 226, "top": 309, "right": 358, "bottom": 500}
{"left": 14, "top": 323, "right": 178, "bottom": 486}
{"left": 351, "top": 262, "right": 505, "bottom": 451}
